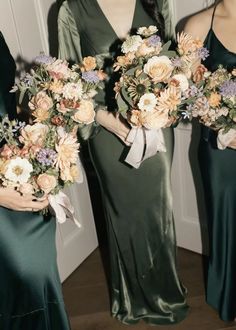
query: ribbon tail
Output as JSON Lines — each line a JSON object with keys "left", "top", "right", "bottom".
{"left": 76, "top": 157, "right": 84, "bottom": 184}
{"left": 143, "top": 128, "right": 166, "bottom": 162}
{"left": 125, "top": 127, "right": 145, "bottom": 169}
{"left": 48, "top": 191, "right": 81, "bottom": 228}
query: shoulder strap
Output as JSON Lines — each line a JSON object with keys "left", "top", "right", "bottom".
{"left": 210, "top": 4, "right": 217, "bottom": 29}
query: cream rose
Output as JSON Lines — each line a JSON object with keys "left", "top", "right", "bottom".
{"left": 29, "top": 91, "right": 53, "bottom": 112}
{"left": 170, "top": 74, "right": 189, "bottom": 92}
{"left": 20, "top": 123, "right": 49, "bottom": 147}
{"left": 37, "top": 174, "right": 57, "bottom": 194}
{"left": 72, "top": 99, "right": 95, "bottom": 124}
{"left": 144, "top": 56, "right": 173, "bottom": 83}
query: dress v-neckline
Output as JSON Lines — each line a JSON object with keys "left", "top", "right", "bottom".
{"left": 94, "top": 0, "right": 138, "bottom": 40}
{"left": 210, "top": 28, "right": 236, "bottom": 56}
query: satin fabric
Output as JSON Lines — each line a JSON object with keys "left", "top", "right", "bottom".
{"left": 0, "top": 33, "right": 70, "bottom": 329}
{"left": 58, "top": 0, "right": 188, "bottom": 324}
{"left": 199, "top": 26, "right": 236, "bottom": 321}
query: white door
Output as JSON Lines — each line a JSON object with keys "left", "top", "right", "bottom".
{"left": 0, "top": 0, "right": 98, "bottom": 281}
{"left": 170, "top": 0, "right": 214, "bottom": 254}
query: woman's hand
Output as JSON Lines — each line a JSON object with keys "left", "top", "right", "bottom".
{"left": 96, "top": 109, "right": 131, "bottom": 145}
{"left": 0, "top": 187, "right": 49, "bottom": 212}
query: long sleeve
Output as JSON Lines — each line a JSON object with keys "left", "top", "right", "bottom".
{"left": 58, "top": 2, "right": 100, "bottom": 140}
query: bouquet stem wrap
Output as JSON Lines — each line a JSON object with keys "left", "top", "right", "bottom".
{"left": 125, "top": 127, "right": 166, "bottom": 169}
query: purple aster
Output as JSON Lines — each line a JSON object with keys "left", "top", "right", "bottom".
{"left": 20, "top": 73, "right": 34, "bottom": 87}
{"left": 147, "top": 35, "right": 161, "bottom": 47}
{"left": 219, "top": 80, "right": 236, "bottom": 97}
{"left": 34, "top": 54, "right": 54, "bottom": 65}
{"left": 184, "top": 85, "right": 203, "bottom": 98}
{"left": 82, "top": 70, "right": 100, "bottom": 83}
{"left": 198, "top": 47, "right": 209, "bottom": 61}
{"left": 36, "top": 148, "right": 57, "bottom": 166}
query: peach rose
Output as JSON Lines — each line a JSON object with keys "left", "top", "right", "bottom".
{"left": 193, "top": 64, "right": 208, "bottom": 83}
{"left": 0, "top": 145, "right": 13, "bottom": 159}
{"left": 72, "top": 99, "right": 95, "bottom": 124}
{"left": 82, "top": 56, "right": 97, "bottom": 71}
{"left": 144, "top": 56, "right": 173, "bottom": 83}
{"left": 20, "top": 123, "right": 49, "bottom": 147}
{"left": 29, "top": 91, "right": 53, "bottom": 111}
{"left": 37, "top": 173, "right": 57, "bottom": 194}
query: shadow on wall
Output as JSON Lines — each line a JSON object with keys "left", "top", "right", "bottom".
{"left": 47, "top": 2, "right": 60, "bottom": 57}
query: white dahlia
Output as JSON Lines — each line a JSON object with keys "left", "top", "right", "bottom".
{"left": 138, "top": 93, "right": 157, "bottom": 112}
{"left": 4, "top": 157, "right": 33, "bottom": 184}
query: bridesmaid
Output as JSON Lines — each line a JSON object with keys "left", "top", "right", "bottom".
{"left": 58, "top": 0, "right": 188, "bottom": 325}
{"left": 184, "top": 0, "right": 236, "bottom": 322}
{"left": 0, "top": 32, "right": 71, "bottom": 329}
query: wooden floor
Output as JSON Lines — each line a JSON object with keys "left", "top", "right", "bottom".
{"left": 62, "top": 248, "right": 236, "bottom": 330}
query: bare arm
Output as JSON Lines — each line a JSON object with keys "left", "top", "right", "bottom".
{"left": 0, "top": 187, "right": 48, "bottom": 212}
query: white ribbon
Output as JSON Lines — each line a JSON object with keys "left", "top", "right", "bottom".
{"left": 48, "top": 191, "right": 81, "bottom": 228}
{"left": 125, "top": 127, "right": 166, "bottom": 169}
{"left": 47, "top": 159, "right": 83, "bottom": 227}
{"left": 217, "top": 128, "right": 236, "bottom": 150}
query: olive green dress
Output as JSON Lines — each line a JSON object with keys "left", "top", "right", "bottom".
{"left": 0, "top": 32, "right": 71, "bottom": 330}
{"left": 58, "top": 0, "right": 188, "bottom": 325}
{"left": 199, "top": 7, "right": 236, "bottom": 322}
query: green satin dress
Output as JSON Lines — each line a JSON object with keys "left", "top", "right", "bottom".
{"left": 0, "top": 32, "right": 71, "bottom": 330}
{"left": 199, "top": 8, "right": 236, "bottom": 322}
{"left": 58, "top": 0, "right": 188, "bottom": 325}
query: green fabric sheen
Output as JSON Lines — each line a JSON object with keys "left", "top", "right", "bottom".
{"left": 0, "top": 33, "right": 70, "bottom": 329}
{"left": 58, "top": 0, "right": 188, "bottom": 325}
{"left": 199, "top": 27, "right": 236, "bottom": 322}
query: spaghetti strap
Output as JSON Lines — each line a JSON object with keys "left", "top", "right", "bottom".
{"left": 210, "top": 5, "right": 217, "bottom": 29}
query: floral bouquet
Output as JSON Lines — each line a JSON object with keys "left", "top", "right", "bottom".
{"left": 14, "top": 54, "right": 106, "bottom": 131}
{"left": 184, "top": 65, "right": 236, "bottom": 149}
{"left": 114, "top": 26, "right": 209, "bottom": 168}
{"left": 0, "top": 116, "right": 81, "bottom": 225}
